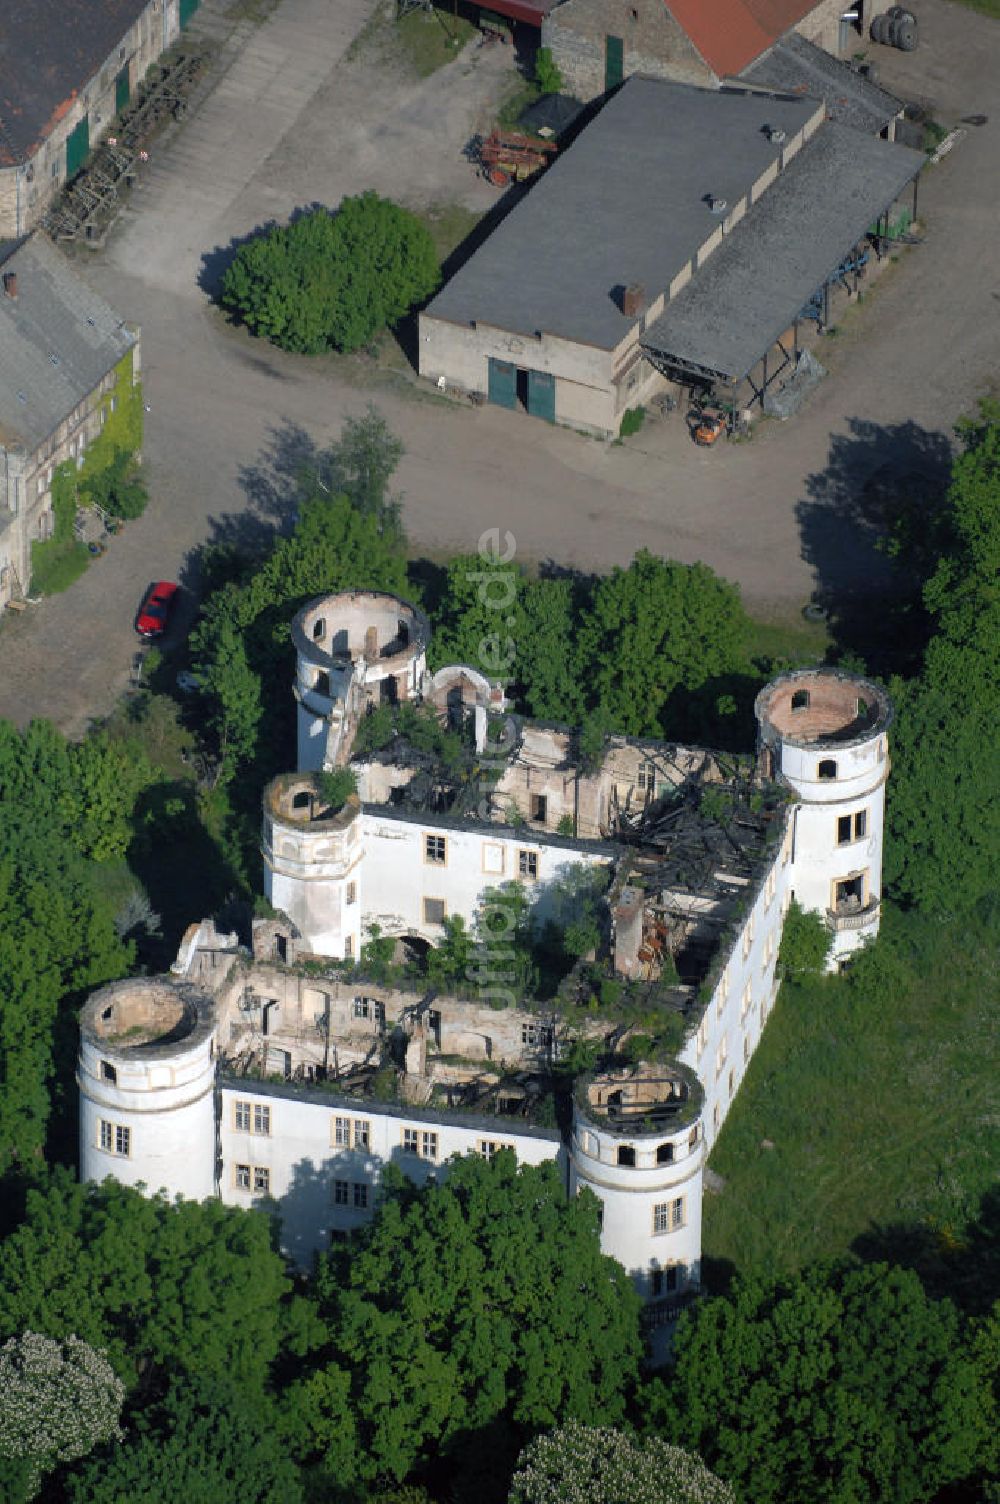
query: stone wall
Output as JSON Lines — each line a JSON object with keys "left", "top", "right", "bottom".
{"left": 542, "top": 0, "right": 716, "bottom": 102}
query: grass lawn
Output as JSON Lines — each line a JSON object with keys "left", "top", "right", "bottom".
{"left": 417, "top": 201, "right": 483, "bottom": 262}
{"left": 29, "top": 537, "right": 91, "bottom": 596}
{"left": 350, "top": 6, "right": 477, "bottom": 79}
{"left": 703, "top": 905, "right": 1000, "bottom": 1297}
{"left": 946, "top": 0, "right": 1000, "bottom": 15}
{"left": 743, "top": 610, "right": 831, "bottom": 669}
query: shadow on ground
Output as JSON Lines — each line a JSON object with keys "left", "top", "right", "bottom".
{"left": 797, "top": 416, "right": 955, "bottom": 678}
{"left": 852, "top": 1185, "right": 1000, "bottom": 1317}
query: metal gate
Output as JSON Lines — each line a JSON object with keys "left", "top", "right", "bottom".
{"left": 115, "top": 65, "right": 130, "bottom": 115}
{"left": 65, "top": 117, "right": 90, "bottom": 178}
{"left": 605, "top": 34, "right": 624, "bottom": 90}
{"left": 488, "top": 357, "right": 517, "bottom": 410}
{"left": 527, "top": 369, "right": 555, "bottom": 423}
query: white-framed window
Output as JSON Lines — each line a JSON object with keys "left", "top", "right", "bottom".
{"left": 353, "top": 997, "right": 373, "bottom": 1019}
{"left": 99, "top": 1120, "right": 131, "bottom": 1156}
{"left": 715, "top": 1035, "right": 728, "bottom": 1079}
{"left": 334, "top": 1115, "right": 351, "bottom": 1148}
{"left": 653, "top": 1197, "right": 685, "bottom": 1234}
{"left": 253, "top": 1166, "right": 270, "bottom": 1194}
{"left": 353, "top": 1181, "right": 368, "bottom": 1209}
{"left": 236, "top": 1163, "right": 251, "bottom": 1190}
{"left": 354, "top": 1118, "right": 370, "bottom": 1150}
{"left": 637, "top": 760, "right": 657, "bottom": 792}
{"left": 402, "top": 1128, "right": 438, "bottom": 1161}
{"left": 234, "top": 1100, "right": 251, "bottom": 1132}
{"left": 424, "top": 834, "right": 447, "bottom": 865}
{"left": 333, "top": 1179, "right": 348, "bottom": 1205}
{"left": 478, "top": 1139, "right": 515, "bottom": 1160}
{"left": 518, "top": 849, "right": 539, "bottom": 880}
{"left": 253, "top": 1104, "right": 271, "bottom": 1136}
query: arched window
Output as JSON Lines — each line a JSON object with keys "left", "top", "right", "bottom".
{"left": 791, "top": 689, "right": 809, "bottom": 711}
{"left": 818, "top": 759, "right": 837, "bottom": 780}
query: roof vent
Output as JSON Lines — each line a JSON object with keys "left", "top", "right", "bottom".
{"left": 621, "top": 282, "right": 645, "bottom": 317}
{"left": 707, "top": 195, "right": 728, "bottom": 215}
{"left": 767, "top": 126, "right": 786, "bottom": 143}
{"left": 3, "top": 271, "right": 17, "bottom": 299}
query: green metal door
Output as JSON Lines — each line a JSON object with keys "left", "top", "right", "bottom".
{"left": 180, "top": 0, "right": 200, "bottom": 26}
{"left": 605, "top": 34, "right": 624, "bottom": 90}
{"left": 65, "top": 116, "right": 90, "bottom": 178}
{"left": 115, "top": 64, "right": 130, "bottom": 115}
{"left": 488, "top": 358, "right": 517, "bottom": 410}
{"left": 527, "top": 369, "right": 555, "bottom": 423}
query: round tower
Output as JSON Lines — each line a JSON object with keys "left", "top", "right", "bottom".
{"left": 292, "top": 591, "right": 431, "bottom": 772}
{"left": 755, "top": 669, "right": 893, "bottom": 965}
{"left": 262, "top": 773, "right": 363, "bottom": 960}
{"left": 569, "top": 1062, "right": 704, "bottom": 1305}
{"left": 78, "top": 977, "right": 217, "bottom": 1201}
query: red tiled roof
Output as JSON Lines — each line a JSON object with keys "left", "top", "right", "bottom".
{"left": 667, "top": 0, "right": 820, "bottom": 76}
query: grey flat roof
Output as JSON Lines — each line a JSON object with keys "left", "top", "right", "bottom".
{"left": 0, "top": 235, "right": 137, "bottom": 452}
{"left": 425, "top": 76, "right": 819, "bottom": 350}
{"left": 642, "top": 121, "right": 923, "bottom": 381}
{"left": 739, "top": 33, "right": 902, "bottom": 135}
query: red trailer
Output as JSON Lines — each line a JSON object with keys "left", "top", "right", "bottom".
{"left": 478, "top": 127, "right": 557, "bottom": 185}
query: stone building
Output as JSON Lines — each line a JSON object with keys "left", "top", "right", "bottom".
{"left": 419, "top": 76, "right": 921, "bottom": 436}
{"left": 78, "top": 589, "right": 892, "bottom": 1338}
{"left": 542, "top": 0, "right": 890, "bottom": 101}
{"left": 0, "top": 0, "right": 187, "bottom": 238}
{"left": 0, "top": 234, "right": 140, "bottom": 605}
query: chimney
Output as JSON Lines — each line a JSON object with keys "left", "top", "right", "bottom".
{"left": 3, "top": 271, "right": 17, "bottom": 299}
{"left": 621, "top": 282, "right": 645, "bottom": 318}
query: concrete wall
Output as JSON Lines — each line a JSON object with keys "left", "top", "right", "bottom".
{"left": 542, "top": 0, "right": 716, "bottom": 102}
{"left": 0, "top": 0, "right": 181, "bottom": 238}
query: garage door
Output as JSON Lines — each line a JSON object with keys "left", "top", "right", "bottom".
{"left": 527, "top": 369, "right": 555, "bottom": 423}
{"left": 488, "top": 358, "right": 517, "bottom": 410}
{"left": 65, "top": 117, "right": 90, "bottom": 178}
{"left": 605, "top": 34, "right": 624, "bottom": 90}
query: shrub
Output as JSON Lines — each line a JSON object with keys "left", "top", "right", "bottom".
{"left": 619, "top": 405, "right": 646, "bottom": 438}
{"left": 220, "top": 195, "right": 441, "bottom": 354}
{"left": 317, "top": 767, "right": 358, "bottom": 812}
{"left": 533, "top": 47, "right": 564, "bottom": 95}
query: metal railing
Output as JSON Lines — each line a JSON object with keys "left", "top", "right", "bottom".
{"left": 826, "top": 898, "right": 880, "bottom": 932}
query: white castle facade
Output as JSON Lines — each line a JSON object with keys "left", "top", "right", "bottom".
{"left": 78, "top": 590, "right": 892, "bottom": 1332}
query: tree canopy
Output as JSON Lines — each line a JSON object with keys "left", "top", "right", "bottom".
{"left": 221, "top": 195, "right": 440, "bottom": 354}
{"left": 508, "top": 1422, "right": 735, "bottom": 1504}
{"left": 650, "top": 1262, "right": 990, "bottom": 1504}
{"left": 285, "top": 1154, "right": 643, "bottom": 1491}
{"left": 0, "top": 1331, "right": 124, "bottom": 1498}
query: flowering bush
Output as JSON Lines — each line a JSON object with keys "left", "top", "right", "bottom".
{"left": 0, "top": 1331, "right": 124, "bottom": 1493}
{"left": 508, "top": 1421, "right": 735, "bottom": 1504}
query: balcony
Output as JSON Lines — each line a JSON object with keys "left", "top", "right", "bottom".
{"left": 826, "top": 898, "right": 880, "bottom": 933}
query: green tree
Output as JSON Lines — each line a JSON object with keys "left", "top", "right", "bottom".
{"left": 0, "top": 1331, "right": 124, "bottom": 1499}
{"left": 533, "top": 47, "right": 564, "bottom": 95}
{"left": 289, "top": 1155, "right": 642, "bottom": 1489}
{"left": 517, "top": 576, "right": 587, "bottom": 723}
{"left": 66, "top": 1377, "right": 303, "bottom": 1503}
{"left": 0, "top": 1173, "right": 289, "bottom": 1392}
{"left": 776, "top": 898, "right": 831, "bottom": 977}
{"left": 430, "top": 552, "right": 522, "bottom": 676}
{"left": 578, "top": 552, "right": 747, "bottom": 736}
{"left": 425, "top": 914, "right": 475, "bottom": 990}
{"left": 508, "top": 1422, "right": 735, "bottom": 1504}
{"left": 650, "top": 1262, "right": 989, "bottom": 1504}
{"left": 221, "top": 196, "right": 440, "bottom": 354}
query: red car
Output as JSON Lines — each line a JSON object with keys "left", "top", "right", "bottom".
{"left": 136, "top": 581, "right": 179, "bottom": 638}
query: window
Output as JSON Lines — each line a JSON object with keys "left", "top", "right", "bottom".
{"left": 253, "top": 1104, "right": 271, "bottom": 1136}
{"left": 713, "top": 1103, "right": 720, "bottom": 1132}
{"left": 236, "top": 1163, "right": 251, "bottom": 1190}
{"left": 670, "top": 1196, "right": 685, "bottom": 1229}
{"left": 423, "top": 897, "right": 446, "bottom": 925}
{"left": 98, "top": 1121, "right": 130, "bottom": 1156}
{"left": 518, "top": 849, "right": 538, "bottom": 880}
{"left": 715, "top": 1035, "right": 728, "bottom": 1079}
{"left": 530, "top": 793, "right": 547, "bottom": 823}
{"left": 854, "top": 810, "right": 867, "bottom": 840}
{"left": 424, "top": 834, "right": 447, "bottom": 865}
{"left": 841, "top": 811, "right": 867, "bottom": 842}
{"left": 818, "top": 758, "right": 837, "bottom": 780}
{"left": 837, "top": 815, "right": 852, "bottom": 845}
{"left": 100, "top": 1060, "right": 117, "bottom": 1083}
{"left": 354, "top": 1119, "right": 371, "bottom": 1149}
{"left": 742, "top": 914, "right": 755, "bottom": 959}
{"left": 656, "top": 1141, "right": 674, "bottom": 1165}
{"left": 403, "top": 1128, "right": 438, "bottom": 1161}
{"left": 617, "top": 1144, "right": 635, "bottom": 1167}
{"left": 654, "top": 1198, "right": 684, "bottom": 1234}
{"left": 637, "top": 760, "right": 657, "bottom": 792}
{"left": 234, "top": 1100, "right": 251, "bottom": 1132}
{"left": 521, "top": 1022, "right": 553, "bottom": 1050}
{"left": 482, "top": 841, "right": 505, "bottom": 875}
{"left": 728, "top": 1067, "right": 735, "bottom": 1099}
{"left": 688, "top": 1125, "right": 699, "bottom": 1149}
{"left": 334, "top": 1115, "right": 351, "bottom": 1147}
{"left": 478, "top": 1139, "right": 515, "bottom": 1159}
{"left": 696, "top": 1018, "right": 708, "bottom": 1057}
{"left": 292, "top": 790, "right": 310, "bottom": 810}
{"left": 717, "top": 965, "right": 730, "bottom": 1016}
{"left": 344, "top": 934, "right": 355, "bottom": 959}
{"left": 253, "top": 1166, "right": 270, "bottom": 1194}
{"left": 403, "top": 1128, "right": 419, "bottom": 1154}
{"left": 353, "top": 1182, "right": 368, "bottom": 1209}
{"left": 744, "top": 1034, "right": 750, "bottom": 1064}
{"left": 741, "top": 981, "right": 752, "bottom": 1020}
{"left": 312, "top": 617, "right": 325, "bottom": 640}
{"left": 346, "top": 881, "right": 357, "bottom": 905}
{"left": 353, "top": 997, "right": 371, "bottom": 1019}
{"left": 333, "top": 1178, "right": 348, "bottom": 1205}
{"left": 791, "top": 689, "right": 810, "bottom": 711}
